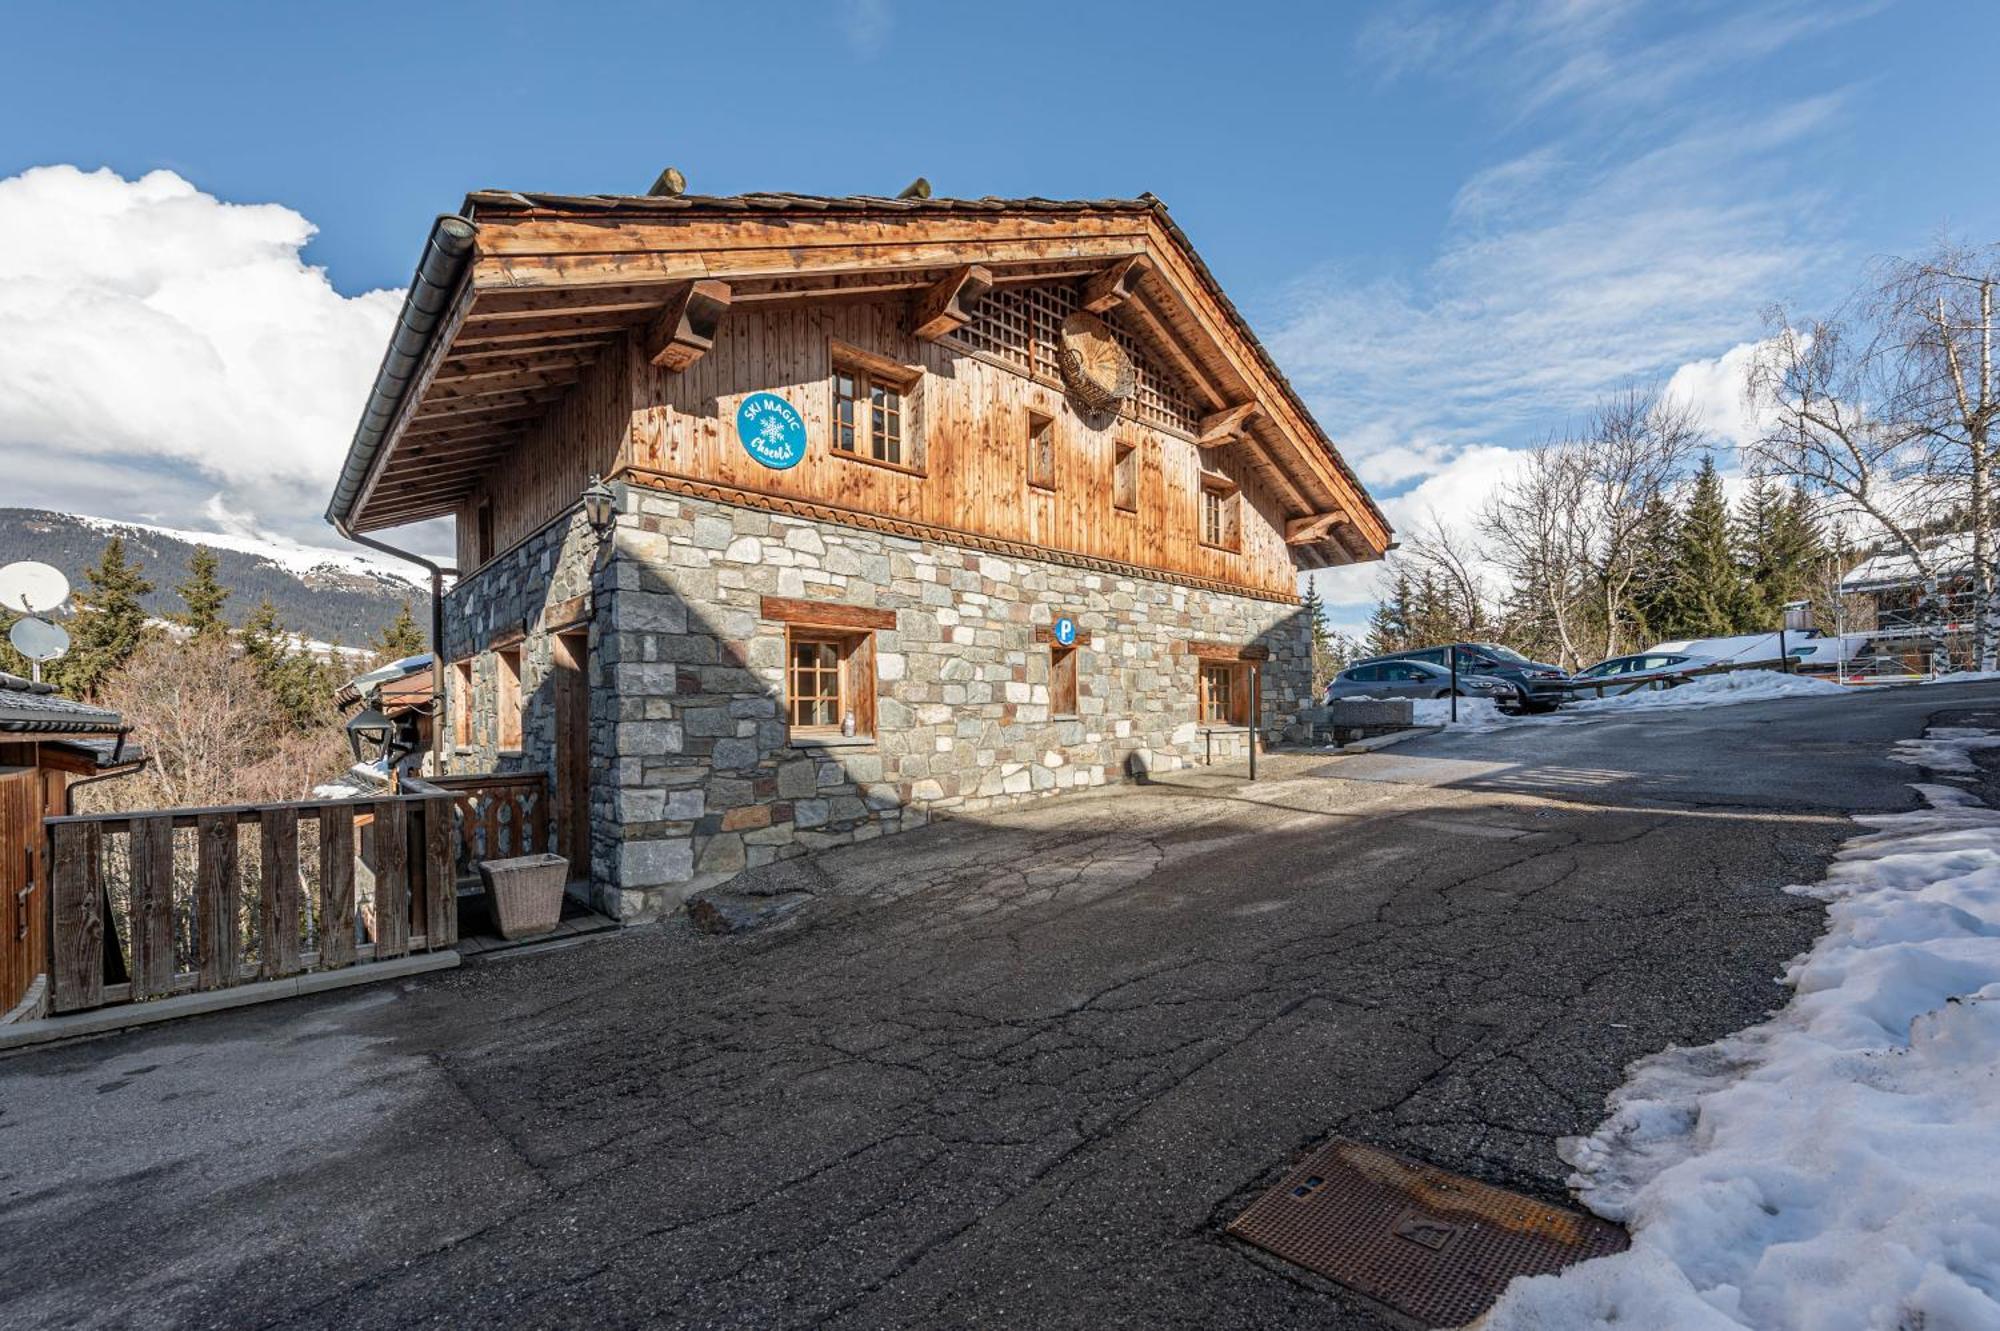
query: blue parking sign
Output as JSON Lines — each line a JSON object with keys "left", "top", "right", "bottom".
{"left": 1053, "top": 615, "right": 1077, "bottom": 646}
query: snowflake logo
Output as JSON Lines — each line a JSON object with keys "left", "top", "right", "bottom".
{"left": 759, "top": 417, "right": 788, "bottom": 445}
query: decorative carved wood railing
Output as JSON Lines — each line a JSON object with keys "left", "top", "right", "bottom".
{"left": 42, "top": 791, "right": 459, "bottom": 1015}
{"left": 404, "top": 772, "right": 549, "bottom": 884}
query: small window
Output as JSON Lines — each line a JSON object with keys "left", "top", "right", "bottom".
{"left": 1199, "top": 662, "right": 1241, "bottom": 725}
{"left": 452, "top": 659, "right": 473, "bottom": 747}
{"left": 830, "top": 342, "right": 921, "bottom": 470}
{"left": 1199, "top": 479, "right": 1239, "bottom": 551}
{"left": 1028, "top": 412, "right": 1056, "bottom": 491}
{"left": 1050, "top": 645, "right": 1078, "bottom": 716}
{"left": 475, "top": 498, "right": 495, "bottom": 566}
{"left": 786, "top": 627, "right": 877, "bottom": 737}
{"left": 496, "top": 646, "right": 522, "bottom": 750}
{"left": 1113, "top": 441, "right": 1138, "bottom": 512}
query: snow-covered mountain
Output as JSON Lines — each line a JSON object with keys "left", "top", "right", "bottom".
{"left": 0, "top": 508, "right": 433, "bottom": 647}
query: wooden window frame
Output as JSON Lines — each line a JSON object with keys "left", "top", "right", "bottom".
{"left": 1198, "top": 661, "right": 1247, "bottom": 726}
{"left": 829, "top": 339, "right": 925, "bottom": 476}
{"left": 1199, "top": 474, "right": 1241, "bottom": 553}
{"left": 1050, "top": 644, "right": 1079, "bottom": 717}
{"left": 784, "top": 625, "right": 878, "bottom": 739}
{"left": 452, "top": 658, "right": 474, "bottom": 749}
{"left": 1112, "top": 439, "right": 1139, "bottom": 513}
{"left": 1027, "top": 410, "right": 1057, "bottom": 492}
{"left": 495, "top": 645, "right": 523, "bottom": 751}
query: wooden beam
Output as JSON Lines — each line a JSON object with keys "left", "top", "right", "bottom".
{"left": 645, "top": 279, "right": 733, "bottom": 372}
{"left": 1081, "top": 254, "right": 1152, "bottom": 314}
{"left": 912, "top": 264, "right": 993, "bottom": 341}
{"left": 1285, "top": 511, "right": 1349, "bottom": 545}
{"left": 454, "top": 313, "right": 642, "bottom": 346}
{"left": 1196, "top": 402, "right": 1260, "bottom": 450}
{"left": 760, "top": 596, "right": 898, "bottom": 631}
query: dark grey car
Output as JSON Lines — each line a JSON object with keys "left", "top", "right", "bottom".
{"left": 1324, "top": 658, "right": 1516, "bottom": 702}
{"left": 1356, "top": 642, "right": 1571, "bottom": 711}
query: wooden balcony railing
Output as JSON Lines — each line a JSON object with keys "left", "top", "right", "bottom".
{"left": 404, "top": 772, "right": 549, "bottom": 884}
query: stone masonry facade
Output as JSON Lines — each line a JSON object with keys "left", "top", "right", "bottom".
{"left": 443, "top": 488, "right": 1311, "bottom": 922}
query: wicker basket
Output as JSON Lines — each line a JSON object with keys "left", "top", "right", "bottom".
{"left": 477, "top": 853, "right": 569, "bottom": 940}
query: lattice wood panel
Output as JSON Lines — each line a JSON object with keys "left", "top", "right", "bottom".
{"left": 949, "top": 284, "right": 1200, "bottom": 434}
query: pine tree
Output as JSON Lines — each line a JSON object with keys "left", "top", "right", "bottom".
{"left": 372, "top": 600, "right": 427, "bottom": 662}
{"left": 1659, "top": 458, "right": 1751, "bottom": 638}
{"left": 1300, "top": 579, "right": 1335, "bottom": 689}
{"left": 1739, "top": 480, "right": 1823, "bottom": 627}
{"left": 1624, "top": 493, "right": 1680, "bottom": 642}
{"left": 176, "top": 546, "right": 230, "bottom": 638}
{"left": 55, "top": 537, "right": 154, "bottom": 700}
{"left": 1365, "top": 575, "right": 1413, "bottom": 658}
{"left": 238, "top": 595, "right": 335, "bottom": 731}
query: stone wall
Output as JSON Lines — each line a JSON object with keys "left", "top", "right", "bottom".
{"left": 594, "top": 486, "right": 1310, "bottom": 921}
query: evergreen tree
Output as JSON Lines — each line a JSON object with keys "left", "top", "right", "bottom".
{"left": 176, "top": 546, "right": 230, "bottom": 638}
{"left": 1659, "top": 458, "right": 1752, "bottom": 638}
{"left": 1738, "top": 479, "right": 1823, "bottom": 626}
{"left": 371, "top": 600, "right": 427, "bottom": 662}
{"left": 55, "top": 537, "right": 154, "bottom": 700}
{"left": 1624, "top": 493, "right": 1680, "bottom": 641}
{"left": 238, "top": 595, "right": 335, "bottom": 731}
{"left": 1300, "top": 579, "right": 1335, "bottom": 689}
{"left": 1365, "top": 575, "right": 1413, "bottom": 658}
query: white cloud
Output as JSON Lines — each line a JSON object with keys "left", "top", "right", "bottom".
{"left": 837, "top": 0, "right": 892, "bottom": 57}
{"left": 1662, "top": 338, "right": 1778, "bottom": 451}
{"left": 0, "top": 164, "right": 403, "bottom": 547}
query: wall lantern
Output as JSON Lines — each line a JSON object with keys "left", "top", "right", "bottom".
{"left": 581, "top": 475, "right": 619, "bottom": 536}
{"left": 345, "top": 707, "right": 398, "bottom": 766}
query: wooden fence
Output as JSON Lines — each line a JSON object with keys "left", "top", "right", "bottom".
{"left": 1560, "top": 655, "right": 1796, "bottom": 700}
{"left": 44, "top": 791, "right": 461, "bottom": 1016}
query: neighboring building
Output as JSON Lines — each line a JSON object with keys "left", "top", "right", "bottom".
{"left": 0, "top": 672, "right": 143, "bottom": 1022}
{"left": 327, "top": 187, "right": 1390, "bottom": 920}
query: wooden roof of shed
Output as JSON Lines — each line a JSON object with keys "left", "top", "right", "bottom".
{"left": 334, "top": 190, "right": 1391, "bottom": 564}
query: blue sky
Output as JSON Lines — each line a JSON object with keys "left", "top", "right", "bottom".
{"left": 2, "top": 1, "right": 1995, "bottom": 629}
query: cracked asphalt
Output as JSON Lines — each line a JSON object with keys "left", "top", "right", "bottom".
{"left": 5, "top": 681, "right": 1998, "bottom": 1330}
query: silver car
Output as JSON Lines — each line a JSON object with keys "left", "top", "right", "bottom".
{"left": 1324, "top": 659, "right": 1517, "bottom": 703}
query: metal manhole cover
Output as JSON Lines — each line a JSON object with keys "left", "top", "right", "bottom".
{"left": 1227, "top": 1138, "right": 1627, "bottom": 1328}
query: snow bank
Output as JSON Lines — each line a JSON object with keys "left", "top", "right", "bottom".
{"left": 1929, "top": 670, "right": 2000, "bottom": 685}
{"left": 1485, "top": 728, "right": 2000, "bottom": 1330}
{"left": 1411, "top": 695, "right": 1512, "bottom": 731}
{"left": 1568, "top": 669, "right": 1850, "bottom": 715}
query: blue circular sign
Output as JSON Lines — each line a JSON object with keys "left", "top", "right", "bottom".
{"left": 735, "top": 392, "right": 807, "bottom": 470}
{"left": 1053, "top": 615, "right": 1077, "bottom": 646}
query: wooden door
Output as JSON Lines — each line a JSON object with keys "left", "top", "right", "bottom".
{"left": 553, "top": 631, "right": 591, "bottom": 881}
{"left": 0, "top": 767, "right": 42, "bottom": 1015}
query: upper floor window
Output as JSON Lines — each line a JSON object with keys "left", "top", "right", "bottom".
{"left": 830, "top": 340, "right": 923, "bottom": 472}
{"left": 1113, "top": 441, "right": 1138, "bottom": 512}
{"left": 1199, "top": 475, "right": 1240, "bottom": 552}
{"left": 1028, "top": 411, "right": 1056, "bottom": 491}
{"left": 452, "top": 659, "right": 474, "bottom": 748}
{"left": 495, "top": 645, "right": 523, "bottom": 750}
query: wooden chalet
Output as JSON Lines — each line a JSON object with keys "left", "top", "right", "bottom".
{"left": 328, "top": 184, "right": 1390, "bottom": 920}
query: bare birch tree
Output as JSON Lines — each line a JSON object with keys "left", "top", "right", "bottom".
{"left": 1480, "top": 437, "right": 1595, "bottom": 666}
{"left": 1580, "top": 389, "right": 1703, "bottom": 660}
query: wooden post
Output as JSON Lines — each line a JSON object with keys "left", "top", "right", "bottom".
{"left": 129, "top": 816, "right": 175, "bottom": 999}
{"left": 318, "top": 805, "right": 356, "bottom": 969}
{"left": 423, "top": 795, "right": 457, "bottom": 949}
{"left": 258, "top": 808, "right": 301, "bottom": 979}
{"left": 373, "top": 800, "right": 410, "bottom": 960}
{"left": 49, "top": 822, "right": 103, "bottom": 1013}
{"left": 194, "top": 812, "right": 239, "bottom": 990}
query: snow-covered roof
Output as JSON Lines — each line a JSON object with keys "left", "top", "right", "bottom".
{"left": 1841, "top": 533, "right": 1976, "bottom": 593}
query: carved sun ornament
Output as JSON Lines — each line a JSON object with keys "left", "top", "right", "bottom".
{"left": 1057, "top": 311, "right": 1135, "bottom": 415}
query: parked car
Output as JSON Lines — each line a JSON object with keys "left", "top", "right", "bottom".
{"left": 1364, "top": 642, "right": 1571, "bottom": 711}
{"left": 1325, "top": 658, "right": 1517, "bottom": 703}
{"left": 1569, "top": 651, "right": 1713, "bottom": 691}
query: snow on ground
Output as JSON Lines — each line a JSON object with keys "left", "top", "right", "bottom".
{"left": 1931, "top": 670, "right": 2000, "bottom": 686}
{"left": 1484, "top": 727, "right": 2000, "bottom": 1331}
{"left": 1566, "top": 669, "right": 1850, "bottom": 715}
{"left": 1410, "top": 695, "right": 1513, "bottom": 730}
{"left": 1890, "top": 726, "right": 2000, "bottom": 776}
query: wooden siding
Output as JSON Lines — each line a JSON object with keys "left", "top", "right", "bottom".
{"left": 604, "top": 298, "right": 1299, "bottom": 599}
{"left": 455, "top": 340, "right": 631, "bottom": 570}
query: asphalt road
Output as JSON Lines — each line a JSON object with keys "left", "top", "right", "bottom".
{"left": 5, "top": 681, "right": 1998, "bottom": 1330}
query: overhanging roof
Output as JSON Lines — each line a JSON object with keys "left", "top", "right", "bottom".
{"left": 328, "top": 190, "right": 1391, "bottom": 565}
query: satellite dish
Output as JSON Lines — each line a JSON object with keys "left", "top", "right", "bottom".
{"left": 0, "top": 561, "right": 70, "bottom": 616}
{"left": 9, "top": 616, "right": 70, "bottom": 663}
